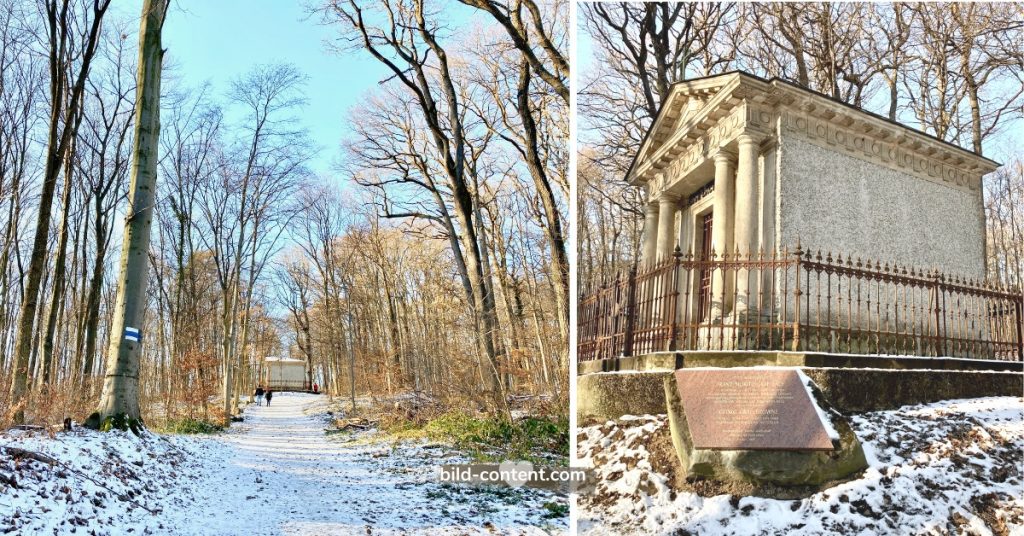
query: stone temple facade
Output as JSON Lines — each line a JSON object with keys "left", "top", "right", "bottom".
{"left": 628, "top": 72, "right": 1001, "bottom": 329}
{"left": 631, "top": 72, "right": 999, "bottom": 278}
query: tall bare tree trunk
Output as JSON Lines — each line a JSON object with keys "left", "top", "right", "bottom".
{"left": 8, "top": 0, "right": 110, "bottom": 423}
{"left": 89, "top": 0, "right": 168, "bottom": 430}
{"left": 40, "top": 133, "right": 81, "bottom": 387}
{"left": 516, "top": 57, "right": 568, "bottom": 340}
{"left": 81, "top": 197, "right": 109, "bottom": 380}
{"left": 221, "top": 285, "right": 236, "bottom": 421}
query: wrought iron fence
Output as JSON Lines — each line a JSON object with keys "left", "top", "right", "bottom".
{"left": 578, "top": 244, "right": 1024, "bottom": 362}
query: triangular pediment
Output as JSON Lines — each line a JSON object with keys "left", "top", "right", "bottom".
{"left": 631, "top": 73, "right": 741, "bottom": 177}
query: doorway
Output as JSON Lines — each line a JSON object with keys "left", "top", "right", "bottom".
{"left": 697, "top": 211, "right": 713, "bottom": 321}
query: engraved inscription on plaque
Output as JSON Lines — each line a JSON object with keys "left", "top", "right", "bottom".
{"left": 674, "top": 369, "right": 834, "bottom": 451}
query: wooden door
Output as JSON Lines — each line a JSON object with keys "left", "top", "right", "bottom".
{"left": 698, "top": 212, "right": 713, "bottom": 321}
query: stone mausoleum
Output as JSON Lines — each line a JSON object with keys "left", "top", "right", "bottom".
{"left": 594, "top": 71, "right": 1023, "bottom": 358}
{"left": 577, "top": 72, "right": 1022, "bottom": 492}
{"left": 630, "top": 71, "right": 999, "bottom": 275}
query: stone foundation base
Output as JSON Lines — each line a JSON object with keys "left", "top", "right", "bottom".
{"left": 576, "top": 372, "right": 668, "bottom": 423}
{"left": 577, "top": 351, "right": 1022, "bottom": 423}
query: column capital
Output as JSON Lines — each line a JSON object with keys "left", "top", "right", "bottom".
{"left": 737, "top": 131, "right": 767, "bottom": 146}
{"left": 658, "top": 192, "right": 681, "bottom": 205}
{"left": 644, "top": 201, "right": 660, "bottom": 215}
{"left": 712, "top": 149, "right": 737, "bottom": 165}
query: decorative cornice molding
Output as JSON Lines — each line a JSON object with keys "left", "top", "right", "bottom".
{"left": 778, "top": 107, "right": 985, "bottom": 193}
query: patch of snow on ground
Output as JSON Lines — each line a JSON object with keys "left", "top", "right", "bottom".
{"left": 1, "top": 426, "right": 203, "bottom": 534}
{"left": 2, "top": 393, "right": 567, "bottom": 535}
{"left": 578, "top": 397, "right": 1024, "bottom": 535}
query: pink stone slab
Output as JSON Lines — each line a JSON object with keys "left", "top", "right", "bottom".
{"left": 674, "top": 369, "right": 835, "bottom": 451}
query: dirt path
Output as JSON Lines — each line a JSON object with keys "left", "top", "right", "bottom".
{"left": 174, "top": 392, "right": 565, "bottom": 535}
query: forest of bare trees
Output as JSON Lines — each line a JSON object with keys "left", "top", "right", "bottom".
{"left": 0, "top": 0, "right": 567, "bottom": 428}
{"left": 579, "top": 2, "right": 1024, "bottom": 290}
{"left": 4, "top": 0, "right": 1014, "bottom": 427}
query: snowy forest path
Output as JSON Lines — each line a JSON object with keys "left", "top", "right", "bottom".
{"left": 176, "top": 392, "right": 560, "bottom": 535}
{"left": 184, "top": 392, "right": 385, "bottom": 534}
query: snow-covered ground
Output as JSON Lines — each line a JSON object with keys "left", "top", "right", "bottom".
{"left": 1, "top": 393, "right": 567, "bottom": 535}
{"left": 577, "top": 396, "right": 1024, "bottom": 535}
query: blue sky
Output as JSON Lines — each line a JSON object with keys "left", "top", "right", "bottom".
{"left": 112, "top": 2, "right": 1016, "bottom": 173}
{"left": 115, "top": 0, "right": 388, "bottom": 180}
{"left": 575, "top": 13, "right": 592, "bottom": 76}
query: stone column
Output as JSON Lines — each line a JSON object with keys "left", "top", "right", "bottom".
{"left": 711, "top": 152, "right": 736, "bottom": 257}
{"left": 710, "top": 151, "right": 735, "bottom": 316}
{"left": 677, "top": 204, "right": 692, "bottom": 256}
{"left": 641, "top": 201, "right": 659, "bottom": 266}
{"left": 676, "top": 207, "right": 692, "bottom": 326}
{"left": 734, "top": 133, "right": 761, "bottom": 256}
{"left": 734, "top": 133, "right": 760, "bottom": 313}
{"left": 656, "top": 194, "right": 679, "bottom": 261}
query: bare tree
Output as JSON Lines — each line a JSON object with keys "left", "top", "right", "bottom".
{"left": 73, "top": 22, "right": 136, "bottom": 383}
{"left": 868, "top": 3, "right": 913, "bottom": 120}
{"left": 9, "top": 0, "right": 111, "bottom": 423}
{"left": 465, "top": 30, "right": 569, "bottom": 342}
{"left": 198, "top": 63, "right": 310, "bottom": 421}
{"left": 89, "top": 0, "right": 168, "bottom": 431}
{"left": 985, "top": 158, "right": 1024, "bottom": 287}
{"left": 156, "top": 84, "right": 221, "bottom": 383}
{"left": 458, "top": 0, "right": 569, "bottom": 103}
{"left": 946, "top": 3, "right": 1023, "bottom": 155}
{"left": 320, "top": 0, "right": 508, "bottom": 409}
{"left": 581, "top": 2, "right": 732, "bottom": 176}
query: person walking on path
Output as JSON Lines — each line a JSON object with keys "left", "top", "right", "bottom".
{"left": 255, "top": 386, "right": 265, "bottom": 406}
{"left": 265, "top": 389, "right": 273, "bottom": 407}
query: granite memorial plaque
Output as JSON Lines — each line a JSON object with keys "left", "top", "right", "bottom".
{"left": 674, "top": 369, "right": 834, "bottom": 451}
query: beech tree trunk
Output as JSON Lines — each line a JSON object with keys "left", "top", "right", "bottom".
{"left": 92, "top": 0, "right": 168, "bottom": 428}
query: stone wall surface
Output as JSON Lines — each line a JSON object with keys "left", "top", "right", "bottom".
{"left": 577, "top": 371, "right": 671, "bottom": 424}
{"left": 777, "top": 134, "right": 986, "bottom": 279}
{"left": 802, "top": 368, "right": 1023, "bottom": 412}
